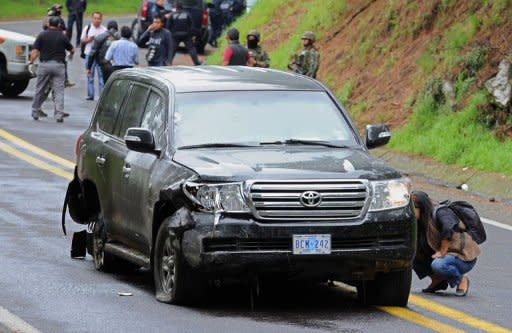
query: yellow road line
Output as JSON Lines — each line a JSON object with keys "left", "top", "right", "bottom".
{"left": 0, "top": 141, "right": 73, "bottom": 180}
{"left": 0, "top": 129, "right": 75, "bottom": 169}
{"left": 377, "top": 306, "right": 465, "bottom": 333}
{"left": 409, "top": 294, "right": 512, "bottom": 333}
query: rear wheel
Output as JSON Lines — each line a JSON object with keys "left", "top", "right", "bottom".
{"left": 357, "top": 268, "right": 412, "bottom": 306}
{"left": 92, "top": 215, "right": 117, "bottom": 272}
{"left": 0, "top": 78, "right": 29, "bottom": 97}
{"left": 153, "top": 220, "right": 204, "bottom": 305}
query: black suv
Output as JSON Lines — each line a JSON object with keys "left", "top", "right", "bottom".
{"left": 67, "top": 66, "right": 416, "bottom": 306}
{"left": 132, "top": 0, "right": 209, "bottom": 53}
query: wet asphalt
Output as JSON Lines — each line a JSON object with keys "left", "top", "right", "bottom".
{"left": 0, "top": 17, "right": 511, "bottom": 333}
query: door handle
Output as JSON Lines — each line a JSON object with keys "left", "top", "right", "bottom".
{"left": 96, "top": 155, "right": 106, "bottom": 167}
{"left": 122, "top": 164, "right": 131, "bottom": 178}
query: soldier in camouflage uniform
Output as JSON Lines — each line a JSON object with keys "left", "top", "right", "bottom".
{"left": 288, "top": 31, "right": 320, "bottom": 78}
{"left": 246, "top": 30, "right": 270, "bottom": 68}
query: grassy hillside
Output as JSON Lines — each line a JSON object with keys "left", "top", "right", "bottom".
{"left": 0, "top": 0, "right": 139, "bottom": 20}
{"left": 208, "top": 0, "right": 512, "bottom": 175}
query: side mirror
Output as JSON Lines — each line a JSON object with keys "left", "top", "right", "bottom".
{"left": 124, "top": 127, "right": 155, "bottom": 153}
{"left": 365, "top": 124, "right": 391, "bottom": 149}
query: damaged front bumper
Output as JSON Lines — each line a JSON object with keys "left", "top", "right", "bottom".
{"left": 174, "top": 207, "right": 416, "bottom": 281}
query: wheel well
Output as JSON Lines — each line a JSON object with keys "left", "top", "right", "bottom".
{"left": 151, "top": 200, "right": 178, "bottom": 261}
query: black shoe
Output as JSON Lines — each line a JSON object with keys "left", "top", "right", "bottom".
{"left": 38, "top": 110, "right": 48, "bottom": 118}
{"left": 61, "top": 112, "right": 70, "bottom": 118}
{"left": 422, "top": 281, "right": 449, "bottom": 293}
{"left": 56, "top": 118, "right": 64, "bottom": 123}
{"left": 85, "top": 96, "right": 94, "bottom": 101}
{"left": 32, "top": 113, "right": 39, "bottom": 121}
{"left": 455, "top": 278, "right": 470, "bottom": 297}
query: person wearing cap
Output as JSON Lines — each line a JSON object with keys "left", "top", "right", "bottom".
{"left": 29, "top": 16, "right": 74, "bottom": 123}
{"left": 87, "top": 20, "right": 120, "bottom": 83}
{"left": 104, "top": 26, "right": 139, "bottom": 80}
{"left": 66, "top": 0, "right": 87, "bottom": 47}
{"left": 246, "top": 30, "right": 269, "bottom": 68}
{"left": 222, "top": 28, "right": 253, "bottom": 66}
{"left": 288, "top": 31, "right": 320, "bottom": 78}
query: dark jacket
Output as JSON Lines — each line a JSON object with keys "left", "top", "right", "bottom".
{"left": 167, "top": 10, "right": 194, "bottom": 38}
{"left": 427, "top": 207, "right": 480, "bottom": 261}
{"left": 139, "top": 28, "right": 174, "bottom": 65}
{"left": 87, "top": 29, "right": 120, "bottom": 69}
{"left": 225, "top": 41, "right": 249, "bottom": 66}
{"left": 66, "top": 0, "right": 87, "bottom": 13}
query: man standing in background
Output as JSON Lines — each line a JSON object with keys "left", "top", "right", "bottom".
{"left": 66, "top": 0, "right": 86, "bottom": 47}
{"left": 139, "top": 15, "right": 173, "bottom": 67}
{"left": 167, "top": 1, "right": 201, "bottom": 66}
{"left": 104, "top": 26, "right": 139, "bottom": 81}
{"left": 222, "top": 28, "right": 252, "bottom": 66}
{"left": 288, "top": 31, "right": 320, "bottom": 78}
{"left": 80, "top": 12, "right": 106, "bottom": 100}
{"left": 87, "top": 20, "right": 120, "bottom": 83}
{"left": 246, "top": 30, "right": 270, "bottom": 68}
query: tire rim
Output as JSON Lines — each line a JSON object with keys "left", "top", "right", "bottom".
{"left": 93, "top": 232, "right": 104, "bottom": 268}
{"left": 160, "top": 237, "right": 175, "bottom": 294}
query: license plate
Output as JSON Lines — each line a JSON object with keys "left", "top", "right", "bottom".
{"left": 293, "top": 234, "right": 331, "bottom": 255}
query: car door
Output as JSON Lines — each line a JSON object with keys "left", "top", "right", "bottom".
{"left": 108, "top": 83, "right": 151, "bottom": 248}
{"left": 83, "top": 79, "right": 130, "bottom": 229}
{"left": 119, "top": 88, "right": 168, "bottom": 253}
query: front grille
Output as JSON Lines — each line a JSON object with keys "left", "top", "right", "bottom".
{"left": 249, "top": 180, "right": 368, "bottom": 221}
{"left": 203, "top": 236, "right": 406, "bottom": 253}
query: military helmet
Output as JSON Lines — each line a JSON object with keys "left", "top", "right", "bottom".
{"left": 247, "top": 29, "right": 261, "bottom": 42}
{"left": 301, "top": 31, "right": 316, "bottom": 42}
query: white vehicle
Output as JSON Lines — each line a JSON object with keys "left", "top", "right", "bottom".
{"left": 0, "top": 28, "right": 35, "bottom": 97}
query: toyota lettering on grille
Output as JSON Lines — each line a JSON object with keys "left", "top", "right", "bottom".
{"left": 299, "top": 191, "right": 322, "bottom": 208}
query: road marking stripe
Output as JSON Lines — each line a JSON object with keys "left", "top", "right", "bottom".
{"left": 481, "top": 217, "right": 512, "bottom": 231}
{"left": 0, "top": 128, "right": 75, "bottom": 170}
{"left": 409, "top": 294, "right": 512, "bottom": 333}
{"left": 0, "top": 306, "right": 41, "bottom": 333}
{"left": 0, "top": 141, "right": 73, "bottom": 180}
{"left": 377, "top": 306, "right": 465, "bottom": 333}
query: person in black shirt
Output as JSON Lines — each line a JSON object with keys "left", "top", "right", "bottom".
{"left": 167, "top": 2, "right": 201, "bottom": 66}
{"left": 29, "top": 17, "right": 74, "bottom": 122}
{"left": 139, "top": 15, "right": 174, "bottom": 66}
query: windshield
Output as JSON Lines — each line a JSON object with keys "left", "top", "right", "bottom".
{"left": 174, "top": 91, "right": 358, "bottom": 148}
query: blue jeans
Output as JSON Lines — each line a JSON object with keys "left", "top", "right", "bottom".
{"left": 85, "top": 54, "right": 104, "bottom": 99}
{"left": 431, "top": 255, "right": 477, "bottom": 288}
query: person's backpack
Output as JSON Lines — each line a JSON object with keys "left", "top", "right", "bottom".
{"left": 80, "top": 24, "right": 91, "bottom": 59}
{"left": 435, "top": 200, "right": 487, "bottom": 244}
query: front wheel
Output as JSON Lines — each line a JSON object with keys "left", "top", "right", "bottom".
{"left": 357, "top": 268, "right": 412, "bottom": 306}
{"left": 153, "top": 220, "right": 204, "bottom": 305}
{"left": 0, "top": 78, "right": 29, "bottom": 97}
{"left": 92, "top": 216, "right": 117, "bottom": 272}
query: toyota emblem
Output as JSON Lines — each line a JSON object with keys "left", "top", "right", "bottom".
{"left": 300, "top": 191, "right": 322, "bottom": 208}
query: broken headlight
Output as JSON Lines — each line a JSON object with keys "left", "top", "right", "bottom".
{"left": 369, "top": 178, "right": 411, "bottom": 212}
{"left": 183, "top": 181, "right": 250, "bottom": 213}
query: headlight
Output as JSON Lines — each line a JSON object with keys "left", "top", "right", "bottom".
{"left": 183, "top": 181, "right": 250, "bottom": 213}
{"left": 369, "top": 178, "right": 411, "bottom": 211}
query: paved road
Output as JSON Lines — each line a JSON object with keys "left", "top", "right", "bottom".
{"left": 0, "top": 18, "right": 511, "bottom": 333}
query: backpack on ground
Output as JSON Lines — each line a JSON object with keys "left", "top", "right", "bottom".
{"left": 435, "top": 200, "right": 487, "bottom": 244}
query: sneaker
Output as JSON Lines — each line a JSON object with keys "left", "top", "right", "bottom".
{"left": 65, "top": 80, "right": 76, "bottom": 88}
{"left": 85, "top": 96, "right": 94, "bottom": 101}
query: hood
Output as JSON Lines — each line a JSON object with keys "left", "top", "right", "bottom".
{"left": 173, "top": 147, "right": 401, "bottom": 182}
{"left": 0, "top": 29, "right": 36, "bottom": 44}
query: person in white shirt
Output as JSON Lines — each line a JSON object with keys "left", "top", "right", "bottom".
{"left": 80, "top": 11, "right": 107, "bottom": 100}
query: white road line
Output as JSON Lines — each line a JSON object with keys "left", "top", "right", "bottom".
{"left": 482, "top": 217, "right": 512, "bottom": 232}
{"left": 0, "top": 306, "right": 41, "bottom": 333}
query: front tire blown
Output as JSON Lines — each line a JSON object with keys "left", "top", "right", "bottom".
{"left": 357, "top": 268, "right": 412, "bottom": 307}
{"left": 153, "top": 221, "right": 204, "bottom": 305}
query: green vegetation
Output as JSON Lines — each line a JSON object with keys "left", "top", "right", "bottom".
{"left": 0, "top": 0, "right": 139, "bottom": 20}
{"left": 390, "top": 91, "right": 512, "bottom": 175}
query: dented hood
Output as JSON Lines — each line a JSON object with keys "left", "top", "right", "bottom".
{"left": 172, "top": 147, "right": 401, "bottom": 182}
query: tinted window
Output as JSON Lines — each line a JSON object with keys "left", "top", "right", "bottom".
{"left": 141, "top": 91, "right": 166, "bottom": 149}
{"left": 174, "top": 91, "right": 357, "bottom": 148}
{"left": 115, "top": 84, "right": 150, "bottom": 138}
{"left": 95, "top": 80, "right": 130, "bottom": 134}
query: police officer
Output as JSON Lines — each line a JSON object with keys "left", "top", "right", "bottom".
{"left": 288, "top": 31, "right": 320, "bottom": 78}
{"left": 29, "top": 16, "right": 74, "bottom": 122}
{"left": 139, "top": 15, "right": 174, "bottom": 66}
{"left": 222, "top": 28, "right": 252, "bottom": 66}
{"left": 66, "top": 0, "right": 86, "bottom": 47}
{"left": 167, "top": 1, "right": 201, "bottom": 66}
{"left": 87, "top": 21, "right": 120, "bottom": 82}
{"left": 246, "top": 30, "right": 269, "bottom": 68}
{"left": 207, "top": 0, "right": 223, "bottom": 48}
